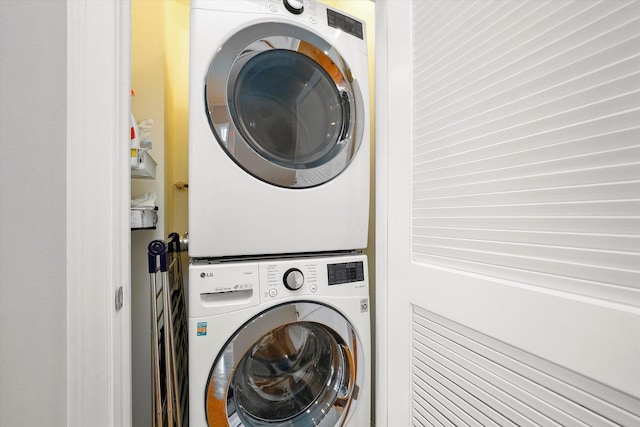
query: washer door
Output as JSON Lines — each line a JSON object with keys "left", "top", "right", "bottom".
{"left": 205, "top": 302, "right": 363, "bottom": 426}
{"left": 205, "top": 22, "right": 365, "bottom": 188}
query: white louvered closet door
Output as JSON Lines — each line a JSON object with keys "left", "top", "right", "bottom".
{"left": 377, "top": 0, "right": 640, "bottom": 426}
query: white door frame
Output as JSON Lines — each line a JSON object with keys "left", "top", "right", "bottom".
{"left": 67, "top": 1, "right": 132, "bottom": 425}
{"left": 374, "top": 0, "right": 391, "bottom": 425}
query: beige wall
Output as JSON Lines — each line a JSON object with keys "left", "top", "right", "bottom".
{"left": 164, "top": 0, "right": 191, "bottom": 237}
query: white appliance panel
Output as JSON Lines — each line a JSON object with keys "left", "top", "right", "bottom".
{"left": 189, "top": 0, "right": 370, "bottom": 258}
{"left": 188, "top": 253, "right": 371, "bottom": 426}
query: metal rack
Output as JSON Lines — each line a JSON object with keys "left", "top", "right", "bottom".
{"left": 147, "top": 233, "right": 188, "bottom": 427}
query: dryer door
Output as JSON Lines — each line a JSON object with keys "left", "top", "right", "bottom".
{"left": 205, "top": 302, "right": 363, "bottom": 426}
{"left": 205, "top": 22, "right": 365, "bottom": 188}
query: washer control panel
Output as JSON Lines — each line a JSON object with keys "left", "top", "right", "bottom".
{"left": 190, "top": 254, "right": 368, "bottom": 316}
{"left": 260, "top": 254, "right": 367, "bottom": 301}
{"left": 263, "top": 261, "right": 318, "bottom": 299}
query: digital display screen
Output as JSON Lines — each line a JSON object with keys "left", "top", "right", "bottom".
{"left": 328, "top": 261, "right": 365, "bottom": 285}
{"left": 327, "top": 9, "right": 364, "bottom": 40}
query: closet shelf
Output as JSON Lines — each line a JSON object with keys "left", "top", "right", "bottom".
{"left": 131, "top": 148, "right": 157, "bottom": 179}
{"left": 131, "top": 207, "right": 158, "bottom": 230}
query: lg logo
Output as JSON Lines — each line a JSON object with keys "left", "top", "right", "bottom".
{"left": 200, "top": 272, "right": 214, "bottom": 278}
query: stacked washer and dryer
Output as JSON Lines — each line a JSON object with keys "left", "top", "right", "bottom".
{"left": 187, "top": 1, "right": 371, "bottom": 426}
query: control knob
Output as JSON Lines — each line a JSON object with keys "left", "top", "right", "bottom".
{"left": 283, "top": 268, "right": 304, "bottom": 290}
{"left": 283, "top": 0, "right": 304, "bottom": 15}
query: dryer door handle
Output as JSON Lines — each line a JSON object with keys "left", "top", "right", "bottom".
{"left": 339, "top": 91, "right": 351, "bottom": 143}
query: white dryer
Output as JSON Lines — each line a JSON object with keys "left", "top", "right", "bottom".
{"left": 188, "top": 0, "right": 370, "bottom": 258}
{"left": 188, "top": 253, "right": 370, "bottom": 426}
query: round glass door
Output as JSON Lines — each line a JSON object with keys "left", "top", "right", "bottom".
{"left": 205, "top": 23, "right": 365, "bottom": 188}
{"left": 231, "top": 50, "right": 344, "bottom": 169}
{"left": 205, "top": 302, "right": 363, "bottom": 426}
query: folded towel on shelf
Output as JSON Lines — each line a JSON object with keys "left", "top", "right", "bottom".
{"left": 131, "top": 191, "right": 157, "bottom": 209}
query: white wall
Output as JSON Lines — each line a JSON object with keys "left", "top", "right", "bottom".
{"left": 0, "top": 1, "right": 67, "bottom": 425}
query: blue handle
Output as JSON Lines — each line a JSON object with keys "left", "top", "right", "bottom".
{"left": 148, "top": 240, "right": 168, "bottom": 273}
{"left": 168, "top": 232, "right": 181, "bottom": 254}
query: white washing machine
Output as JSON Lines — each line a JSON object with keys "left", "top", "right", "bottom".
{"left": 188, "top": 0, "right": 370, "bottom": 258}
{"left": 189, "top": 253, "right": 370, "bottom": 426}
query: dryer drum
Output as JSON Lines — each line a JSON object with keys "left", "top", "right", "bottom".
{"left": 231, "top": 50, "right": 344, "bottom": 170}
{"left": 204, "top": 23, "right": 365, "bottom": 188}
